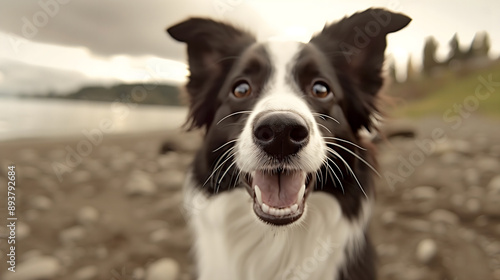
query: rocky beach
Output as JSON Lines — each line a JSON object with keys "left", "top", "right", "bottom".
{"left": 1, "top": 115, "right": 499, "bottom": 280}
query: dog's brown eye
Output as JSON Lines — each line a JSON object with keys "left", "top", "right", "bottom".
{"left": 232, "top": 81, "right": 252, "bottom": 98}
{"left": 311, "top": 82, "right": 331, "bottom": 98}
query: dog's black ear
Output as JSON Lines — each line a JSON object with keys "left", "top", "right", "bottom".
{"left": 310, "top": 8, "right": 410, "bottom": 94}
{"left": 310, "top": 9, "right": 410, "bottom": 132}
{"left": 167, "top": 18, "right": 256, "bottom": 130}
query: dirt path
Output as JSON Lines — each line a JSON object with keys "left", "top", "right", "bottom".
{"left": 0, "top": 116, "right": 499, "bottom": 280}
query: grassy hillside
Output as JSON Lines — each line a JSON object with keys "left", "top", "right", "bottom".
{"left": 389, "top": 61, "right": 500, "bottom": 118}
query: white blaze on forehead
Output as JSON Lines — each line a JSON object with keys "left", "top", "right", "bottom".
{"left": 263, "top": 40, "right": 302, "bottom": 95}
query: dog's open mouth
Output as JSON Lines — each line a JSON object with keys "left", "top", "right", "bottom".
{"left": 244, "top": 168, "right": 314, "bottom": 226}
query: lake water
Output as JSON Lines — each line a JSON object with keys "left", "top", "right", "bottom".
{"left": 0, "top": 98, "right": 188, "bottom": 142}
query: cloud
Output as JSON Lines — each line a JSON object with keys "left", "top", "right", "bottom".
{"left": 0, "top": 59, "right": 112, "bottom": 95}
{"left": 0, "top": 0, "right": 273, "bottom": 61}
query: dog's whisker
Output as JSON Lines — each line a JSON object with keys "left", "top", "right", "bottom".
{"left": 216, "top": 111, "right": 252, "bottom": 126}
{"left": 313, "top": 113, "right": 340, "bottom": 124}
{"left": 216, "top": 161, "right": 237, "bottom": 193}
{"left": 234, "top": 169, "right": 244, "bottom": 189}
{"left": 322, "top": 137, "right": 367, "bottom": 151}
{"left": 326, "top": 142, "right": 380, "bottom": 177}
{"left": 213, "top": 151, "right": 237, "bottom": 190}
{"left": 326, "top": 158, "right": 344, "bottom": 194}
{"left": 317, "top": 123, "right": 332, "bottom": 134}
{"left": 203, "top": 147, "right": 235, "bottom": 187}
{"left": 326, "top": 148, "right": 367, "bottom": 198}
{"left": 212, "top": 139, "right": 238, "bottom": 153}
{"left": 325, "top": 153, "right": 344, "bottom": 179}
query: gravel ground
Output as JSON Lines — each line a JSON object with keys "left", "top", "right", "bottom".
{"left": 0, "top": 116, "right": 499, "bottom": 280}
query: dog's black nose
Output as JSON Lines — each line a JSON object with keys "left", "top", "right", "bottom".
{"left": 253, "top": 112, "right": 309, "bottom": 158}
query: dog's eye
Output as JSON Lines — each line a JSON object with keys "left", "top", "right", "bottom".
{"left": 311, "top": 82, "right": 331, "bottom": 98}
{"left": 232, "top": 81, "right": 252, "bottom": 98}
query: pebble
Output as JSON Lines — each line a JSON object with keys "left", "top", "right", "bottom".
{"left": 17, "top": 222, "right": 31, "bottom": 240}
{"left": 476, "top": 157, "right": 500, "bottom": 173}
{"left": 25, "top": 209, "right": 40, "bottom": 221}
{"left": 429, "top": 209, "right": 459, "bottom": 225}
{"left": 39, "top": 177, "right": 58, "bottom": 192}
{"left": 494, "top": 269, "right": 500, "bottom": 280}
{"left": 124, "top": 170, "right": 157, "bottom": 196}
{"left": 440, "top": 152, "right": 461, "bottom": 165}
{"left": 158, "top": 152, "right": 180, "bottom": 170}
{"left": 30, "top": 195, "right": 52, "bottom": 210}
{"left": 450, "top": 194, "right": 465, "bottom": 207}
{"left": 59, "top": 226, "right": 86, "bottom": 245}
{"left": 381, "top": 211, "right": 397, "bottom": 226}
{"left": 122, "top": 151, "right": 137, "bottom": 163}
{"left": 71, "top": 170, "right": 92, "bottom": 184}
{"left": 110, "top": 158, "right": 128, "bottom": 171}
{"left": 433, "top": 140, "right": 453, "bottom": 155}
{"left": 458, "top": 227, "right": 476, "bottom": 242}
{"left": 73, "top": 265, "right": 98, "bottom": 280}
{"left": 82, "top": 159, "right": 103, "bottom": 172}
{"left": 416, "top": 239, "right": 437, "bottom": 264}
{"left": 405, "top": 219, "right": 432, "bottom": 233}
{"left": 453, "top": 139, "right": 471, "bottom": 154}
{"left": 3, "top": 256, "right": 61, "bottom": 280}
{"left": 467, "top": 186, "right": 484, "bottom": 198}
{"left": 21, "top": 166, "right": 41, "bottom": 179}
{"left": 464, "top": 168, "right": 480, "bottom": 185}
{"left": 465, "top": 198, "right": 481, "bottom": 213}
{"left": 150, "top": 228, "right": 172, "bottom": 243}
{"left": 144, "top": 220, "right": 170, "bottom": 232}
{"left": 485, "top": 242, "right": 500, "bottom": 256}
{"left": 377, "top": 243, "right": 399, "bottom": 257}
{"left": 411, "top": 186, "right": 437, "bottom": 200}
{"left": 77, "top": 206, "right": 100, "bottom": 225}
{"left": 145, "top": 258, "right": 180, "bottom": 280}
{"left": 154, "top": 170, "right": 185, "bottom": 190}
{"left": 20, "top": 250, "right": 42, "bottom": 262}
{"left": 492, "top": 145, "right": 500, "bottom": 156}
{"left": 48, "top": 148, "right": 67, "bottom": 160}
{"left": 19, "top": 149, "right": 38, "bottom": 162}
{"left": 95, "top": 246, "right": 108, "bottom": 259}
{"left": 488, "top": 175, "right": 500, "bottom": 194}
{"left": 475, "top": 215, "right": 489, "bottom": 227}
{"left": 133, "top": 267, "right": 146, "bottom": 280}
{"left": 144, "top": 160, "right": 160, "bottom": 173}
{"left": 76, "top": 185, "right": 97, "bottom": 198}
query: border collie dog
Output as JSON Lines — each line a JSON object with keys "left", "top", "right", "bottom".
{"left": 168, "top": 8, "right": 410, "bottom": 280}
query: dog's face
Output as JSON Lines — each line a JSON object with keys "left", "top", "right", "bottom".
{"left": 168, "top": 9, "right": 410, "bottom": 226}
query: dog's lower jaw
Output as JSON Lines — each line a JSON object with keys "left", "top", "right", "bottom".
{"left": 183, "top": 170, "right": 373, "bottom": 280}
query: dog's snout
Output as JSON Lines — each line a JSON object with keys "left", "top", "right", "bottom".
{"left": 253, "top": 112, "right": 309, "bottom": 157}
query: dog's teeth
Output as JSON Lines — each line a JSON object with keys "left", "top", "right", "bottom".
{"left": 297, "top": 184, "right": 305, "bottom": 203}
{"left": 283, "top": 207, "right": 292, "bottom": 216}
{"left": 262, "top": 203, "right": 269, "bottom": 214}
{"left": 291, "top": 204, "right": 299, "bottom": 213}
{"left": 269, "top": 207, "right": 278, "bottom": 216}
{"left": 254, "top": 185, "right": 263, "bottom": 205}
{"left": 279, "top": 209, "right": 286, "bottom": 216}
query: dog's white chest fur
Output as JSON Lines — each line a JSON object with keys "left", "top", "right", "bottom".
{"left": 183, "top": 172, "right": 371, "bottom": 280}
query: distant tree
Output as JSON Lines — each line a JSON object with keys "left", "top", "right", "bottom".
{"left": 466, "top": 31, "right": 491, "bottom": 58}
{"left": 422, "top": 36, "right": 439, "bottom": 74}
{"left": 447, "top": 33, "right": 466, "bottom": 63}
{"left": 406, "top": 55, "right": 417, "bottom": 81}
{"left": 480, "top": 32, "right": 491, "bottom": 57}
{"left": 387, "top": 56, "right": 397, "bottom": 81}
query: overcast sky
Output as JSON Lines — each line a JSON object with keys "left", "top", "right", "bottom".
{"left": 0, "top": 0, "right": 499, "bottom": 95}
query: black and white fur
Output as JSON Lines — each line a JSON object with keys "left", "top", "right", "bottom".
{"left": 167, "top": 8, "right": 410, "bottom": 280}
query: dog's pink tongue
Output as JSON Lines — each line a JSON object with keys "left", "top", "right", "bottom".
{"left": 253, "top": 170, "right": 305, "bottom": 208}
